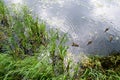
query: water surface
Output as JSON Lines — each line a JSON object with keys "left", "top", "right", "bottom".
{"left": 4, "top": 0, "right": 120, "bottom": 55}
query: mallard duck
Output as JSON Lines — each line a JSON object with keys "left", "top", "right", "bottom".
{"left": 72, "top": 42, "right": 79, "bottom": 47}
{"left": 109, "top": 35, "right": 113, "bottom": 42}
{"left": 104, "top": 27, "right": 109, "bottom": 32}
{"left": 87, "top": 40, "right": 92, "bottom": 45}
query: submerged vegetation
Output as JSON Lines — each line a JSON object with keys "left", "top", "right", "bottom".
{"left": 0, "top": 0, "right": 120, "bottom": 80}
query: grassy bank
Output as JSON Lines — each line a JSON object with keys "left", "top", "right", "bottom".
{"left": 0, "top": 1, "right": 120, "bottom": 80}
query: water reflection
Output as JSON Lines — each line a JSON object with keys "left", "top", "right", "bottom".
{"left": 4, "top": 0, "right": 23, "bottom": 4}
{"left": 4, "top": 0, "right": 120, "bottom": 55}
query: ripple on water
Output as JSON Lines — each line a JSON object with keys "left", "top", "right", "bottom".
{"left": 4, "top": 0, "right": 120, "bottom": 55}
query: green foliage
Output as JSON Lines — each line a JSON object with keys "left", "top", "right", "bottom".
{"left": 0, "top": 53, "right": 53, "bottom": 80}
{"left": 75, "top": 54, "right": 120, "bottom": 80}
{"left": 0, "top": 0, "right": 7, "bottom": 16}
{"left": 0, "top": 1, "right": 69, "bottom": 80}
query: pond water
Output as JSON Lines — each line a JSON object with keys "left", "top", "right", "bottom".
{"left": 4, "top": 0, "right": 120, "bottom": 55}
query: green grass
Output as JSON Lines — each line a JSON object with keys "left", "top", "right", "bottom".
{"left": 77, "top": 53, "right": 120, "bottom": 80}
{"left": 0, "top": 0, "right": 120, "bottom": 80}
{"left": 0, "top": 1, "right": 69, "bottom": 79}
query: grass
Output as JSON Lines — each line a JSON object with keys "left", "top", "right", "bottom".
{"left": 78, "top": 53, "right": 120, "bottom": 80}
{"left": 0, "top": 0, "right": 120, "bottom": 80}
{"left": 0, "top": 0, "right": 69, "bottom": 79}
